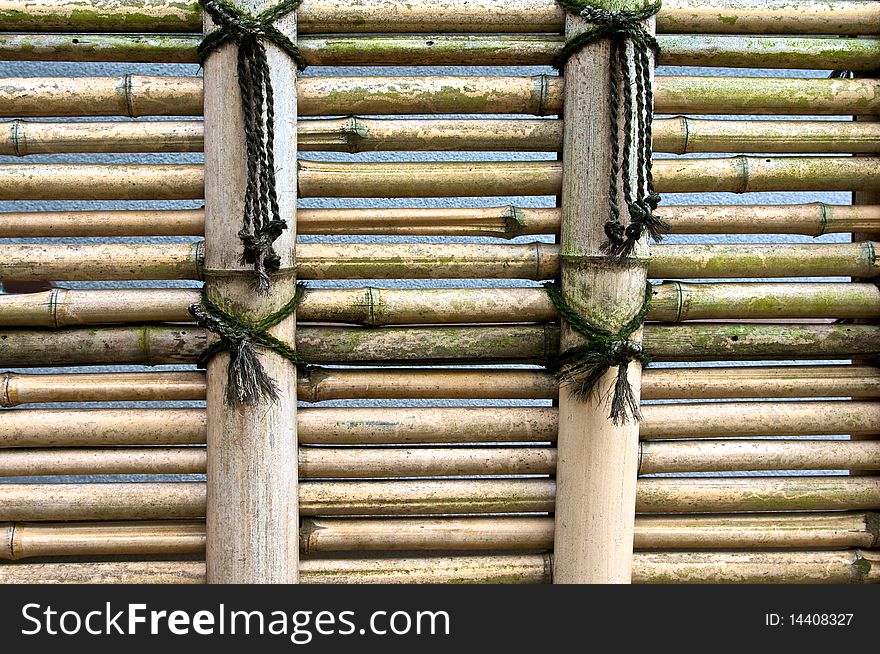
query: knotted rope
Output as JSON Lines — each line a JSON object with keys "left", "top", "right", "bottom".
{"left": 555, "top": 1, "right": 666, "bottom": 260}
{"left": 198, "top": 0, "right": 306, "bottom": 293}
{"left": 189, "top": 283, "right": 307, "bottom": 406}
{"left": 545, "top": 281, "right": 653, "bottom": 424}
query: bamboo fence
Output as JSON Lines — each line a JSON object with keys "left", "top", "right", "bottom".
{"left": 0, "top": 0, "right": 878, "bottom": 586}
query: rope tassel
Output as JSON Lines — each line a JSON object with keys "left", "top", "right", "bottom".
{"left": 198, "top": 0, "right": 307, "bottom": 293}
{"left": 555, "top": 1, "right": 666, "bottom": 260}
{"left": 189, "top": 283, "right": 307, "bottom": 406}
{"left": 545, "top": 282, "right": 653, "bottom": 425}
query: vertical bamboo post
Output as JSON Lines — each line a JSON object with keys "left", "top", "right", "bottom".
{"left": 553, "top": 2, "right": 651, "bottom": 583}
{"left": 203, "top": 2, "right": 300, "bottom": 583}
{"left": 851, "top": 62, "right": 880, "bottom": 475}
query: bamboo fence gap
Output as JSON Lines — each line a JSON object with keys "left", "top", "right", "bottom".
{"left": 0, "top": 0, "right": 878, "bottom": 586}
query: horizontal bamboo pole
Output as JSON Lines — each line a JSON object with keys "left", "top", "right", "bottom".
{"left": 639, "top": 440, "right": 880, "bottom": 474}
{"left": 4, "top": 512, "right": 877, "bottom": 560}
{"left": 1, "top": 477, "right": 877, "bottom": 520}
{"left": 0, "top": 120, "right": 203, "bottom": 155}
{"left": 0, "top": 371, "right": 207, "bottom": 406}
{"left": 4, "top": 440, "right": 878, "bottom": 477}
{"left": 5, "top": 364, "right": 879, "bottom": 407}
{"left": 2, "top": 401, "right": 877, "bottom": 447}
{"left": 2, "top": 241, "right": 875, "bottom": 281}
{"left": 2, "top": 549, "right": 879, "bottom": 584}
{"left": 2, "top": 550, "right": 878, "bottom": 584}
{"left": 1, "top": 521, "right": 207, "bottom": 560}
{"left": 4, "top": 34, "right": 879, "bottom": 71}
{"left": 2, "top": 0, "right": 877, "bottom": 35}
{"left": 1, "top": 322, "right": 878, "bottom": 367}
{"left": 294, "top": 158, "right": 880, "bottom": 198}
{"left": 4, "top": 76, "right": 878, "bottom": 118}
{"left": 0, "top": 408, "right": 206, "bottom": 447}
{"left": 2, "top": 204, "right": 878, "bottom": 239}
{"left": 0, "top": 447, "right": 207, "bottom": 477}
{"left": 2, "top": 157, "right": 876, "bottom": 200}
{"left": 302, "top": 513, "right": 880, "bottom": 553}
{"left": 3, "top": 283, "right": 877, "bottom": 328}
{"left": 6, "top": 119, "right": 880, "bottom": 156}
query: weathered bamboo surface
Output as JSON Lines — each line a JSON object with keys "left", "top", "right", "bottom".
{"left": 301, "top": 513, "right": 880, "bottom": 553}
{"left": 4, "top": 76, "right": 879, "bottom": 118}
{"left": 1, "top": 521, "right": 207, "bottom": 560}
{"left": 3, "top": 283, "right": 877, "bottom": 328}
{"left": 2, "top": 401, "right": 877, "bottom": 447}
{"left": 3, "top": 512, "right": 877, "bottom": 560}
{"left": 2, "top": 242, "right": 875, "bottom": 281}
{"left": 1, "top": 371, "right": 208, "bottom": 406}
{"left": 2, "top": 157, "right": 877, "bottom": 200}
{"left": 2, "top": 0, "right": 877, "bottom": 35}
{"left": 3, "top": 34, "right": 879, "bottom": 71}
{"left": 0, "top": 209, "right": 205, "bottom": 237}
{"left": 5, "top": 119, "right": 880, "bottom": 156}
{"left": 3, "top": 440, "right": 878, "bottom": 477}
{"left": 3, "top": 204, "right": 878, "bottom": 239}
{"left": 5, "top": 364, "right": 879, "bottom": 407}
{"left": 2, "top": 550, "right": 878, "bottom": 584}
{"left": 1, "top": 120, "right": 203, "bottom": 155}
{"left": 1, "top": 477, "right": 878, "bottom": 520}
{"left": 1, "top": 323, "right": 878, "bottom": 367}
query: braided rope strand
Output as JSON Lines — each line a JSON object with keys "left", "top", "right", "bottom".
{"left": 555, "top": 1, "right": 665, "bottom": 260}
{"left": 545, "top": 282, "right": 653, "bottom": 424}
{"left": 198, "top": 0, "right": 306, "bottom": 293}
{"left": 189, "top": 283, "right": 307, "bottom": 406}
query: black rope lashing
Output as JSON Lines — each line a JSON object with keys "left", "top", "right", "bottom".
{"left": 189, "top": 283, "right": 307, "bottom": 406}
{"left": 198, "top": 0, "right": 306, "bottom": 293}
{"left": 555, "top": 1, "right": 666, "bottom": 260}
{"left": 545, "top": 282, "right": 653, "bottom": 425}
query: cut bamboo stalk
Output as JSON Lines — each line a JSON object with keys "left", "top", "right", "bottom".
{"left": 0, "top": 550, "right": 876, "bottom": 584}
{"left": 3, "top": 440, "right": 878, "bottom": 478}
{"left": 301, "top": 513, "right": 880, "bottom": 553}
{"left": 639, "top": 440, "right": 880, "bottom": 474}
{"left": 2, "top": 204, "right": 878, "bottom": 239}
{"left": 4, "top": 76, "right": 878, "bottom": 118}
{"left": 3, "top": 0, "right": 877, "bottom": 36}
{"left": 0, "top": 483, "right": 206, "bottom": 521}
{"left": 5, "top": 364, "right": 879, "bottom": 407}
{"left": 2, "top": 477, "right": 876, "bottom": 521}
{"left": 0, "top": 521, "right": 207, "bottom": 560}
{"left": 0, "top": 371, "right": 207, "bottom": 406}
{"left": 5, "top": 119, "right": 880, "bottom": 156}
{"left": 630, "top": 550, "right": 880, "bottom": 584}
{"left": 0, "top": 209, "right": 205, "bottom": 237}
{"left": 2, "top": 157, "right": 876, "bottom": 201}
{"left": 3, "top": 512, "right": 877, "bottom": 560}
{"left": 1, "top": 322, "right": 878, "bottom": 367}
{"left": 200, "top": 0, "right": 300, "bottom": 585}
{"left": 0, "top": 408, "right": 206, "bottom": 447}
{"left": 3, "top": 282, "right": 877, "bottom": 328}
{"left": 300, "top": 477, "right": 880, "bottom": 515}
{"left": 0, "top": 76, "right": 203, "bottom": 118}
{"left": 0, "top": 164, "right": 203, "bottom": 200}
{"left": 6, "top": 34, "right": 878, "bottom": 71}
{"left": 0, "top": 33, "right": 201, "bottom": 63}
{"left": 0, "top": 120, "right": 203, "bottom": 155}
{"left": 0, "top": 562, "right": 207, "bottom": 585}
{"left": 4, "top": 241, "right": 873, "bottom": 281}
{"left": 0, "top": 550, "right": 869, "bottom": 584}
{"left": 294, "top": 158, "right": 880, "bottom": 197}
{"left": 2, "top": 400, "right": 875, "bottom": 448}
{"left": 0, "top": 447, "right": 207, "bottom": 477}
